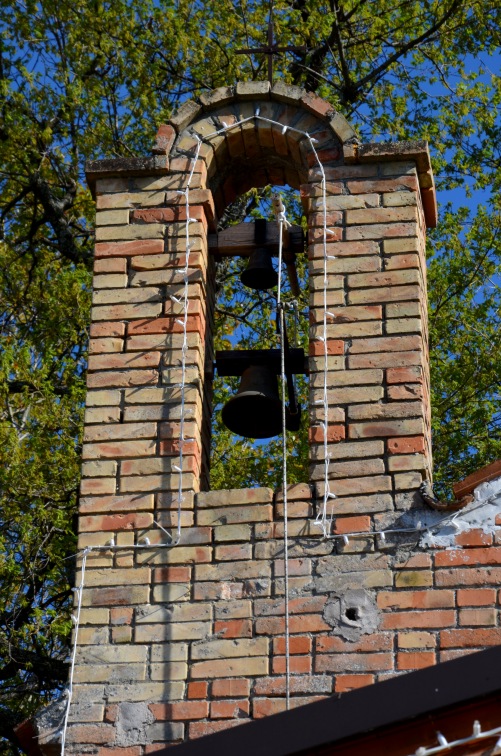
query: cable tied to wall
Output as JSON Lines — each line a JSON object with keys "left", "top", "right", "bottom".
{"left": 173, "top": 134, "right": 202, "bottom": 544}
{"left": 304, "top": 136, "right": 334, "bottom": 538}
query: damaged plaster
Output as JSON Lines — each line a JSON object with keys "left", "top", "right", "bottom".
{"left": 323, "top": 589, "right": 379, "bottom": 641}
{"left": 114, "top": 701, "right": 153, "bottom": 747}
{"left": 417, "top": 476, "right": 501, "bottom": 549}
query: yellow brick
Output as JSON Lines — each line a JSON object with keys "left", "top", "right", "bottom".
{"left": 395, "top": 571, "right": 433, "bottom": 588}
{"left": 191, "top": 657, "right": 268, "bottom": 679}
{"left": 398, "top": 632, "right": 436, "bottom": 649}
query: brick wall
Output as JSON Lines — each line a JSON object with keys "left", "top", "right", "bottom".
{"left": 62, "top": 83, "right": 501, "bottom": 755}
{"left": 68, "top": 478, "right": 501, "bottom": 752}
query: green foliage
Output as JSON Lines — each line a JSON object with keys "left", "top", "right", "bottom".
{"left": 0, "top": 0, "right": 501, "bottom": 749}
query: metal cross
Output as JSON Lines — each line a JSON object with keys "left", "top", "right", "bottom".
{"left": 235, "top": 2, "right": 306, "bottom": 85}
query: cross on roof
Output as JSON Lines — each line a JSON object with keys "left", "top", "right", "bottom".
{"left": 235, "top": 2, "right": 306, "bottom": 85}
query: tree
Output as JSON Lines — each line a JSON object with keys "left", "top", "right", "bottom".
{"left": 1, "top": 0, "right": 501, "bottom": 750}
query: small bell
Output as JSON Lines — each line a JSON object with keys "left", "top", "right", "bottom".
{"left": 221, "top": 364, "right": 282, "bottom": 438}
{"left": 240, "top": 247, "right": 278, "bottom": 291}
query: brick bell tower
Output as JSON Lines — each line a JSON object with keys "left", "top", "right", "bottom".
{"left": 62, "top": 80, "right": 492, "bottom": 754}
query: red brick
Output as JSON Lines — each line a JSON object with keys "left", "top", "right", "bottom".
{"left": 97, "top": 749, "right": 142, "bottom": 756}
{"left": 95, "top": 240, "right": 164, "bottom": 258}
{"left": 377, "top": 590, "right": 454, "bottom": 610}
{"left": 153, "top": 567, "right": 192, "bottom": 583}
{"left": 210, "top": 700, "right": 250, "bottom": 719}
{"left": 309, "top": 424, "right": 346, "bottom": 443}
{"left": 67, "top": 725, "right": 114, "bottom": 745}
{"left": 388, "top": 436, "right": 425, "bottom": 454}
{"left": 103, "top": 705, "right": 118, "bottom": 724}
{"left": 213, "top": 619, "right": 252, "bottom": 638}
{"left": 436, "top": 567, "right": 501, "bottom": 587}
{"left": 272, "top": 655, "right": 312, "bottom": 674}
{"left": 394, "top": 554, "right": 431, "bottom": 569}
{"left": 188, "top": 721, "right": 246, "bottom": 738}
{"left": 397, "top": 651, "right": 435, "bottom": 670}
{"left": 127, "top": 315, "right": 204, "bottom": 335}
{"left": 216, "top": 544, "right": 252, "bottom": 561}
{"left": 317, "top": 634, "right": 392, "bottom": 653}
{"left": 88, "top": 352, "right": 160, "bottom": 371}
{"left": 86, "top": 586, "right": 147, "bottom": 606}
{"left": 187, "top": 682, "right": 208, "bottom": 699}
{"left": 212, "top": 679, "right": 250, "bottom": 698}
{"left": 152, "top": 123, "right": 176, "bottom": 154}
{"left": 459, "top": 608, "right": 496, "bottom": 626}
{"left": 381, "top": 610, "right": 455, "bottom": 630}
{"left": 457, "top": 589, "right": 496, "bottom": 607}
{"left": 94, "top": 257, "right": 128, "bottom": 274}
{"left": 387, "top": 367, "right": 422, "bottom": 383}
{"left": 308, "top": 148, "right": 341, "bottom": 166}
{"left": 79, "top": 513, "right": 153, "bottom": 532}
{"left": 300, "top": 91, "right": 334, "bottom": 117}
{"left": 335, "top": 674, "right": 374, "bottom": 693}
{"left": 455, "top": 530, "right": 493, "bottom": 548}
{"left": 87, "top": 370, "right": 158, "bottom": 389}
{"left": 309, "top": 339, "right": 344, "bottom": 356}
{"left": 251, "top": 699, "right": 285, "bottom": 718}
{"left": 255, "top": 615, "right": 327, "bottom": 636}
{"left": 333, "top": 515, "right": 371, "bottom": 534}
{"left": 440, "top": 628, "right": 501, "bottom": 648}
{"left": 149, "top": 701, "right": 208, "bottom": 721}
{"left": 388, "top": 384, "right": 423, "bottom": 400}
{"left": 110, "top": 607, "right": 133, "bottom": 626}
{"left": 453, "top": 459, "right": 501, "bottom": 499}
{"left": 159, "top": 439, "right": 199, "bottom": 458}
{"left": 273, "top": 636, "right": 312, "bottom": 655}
{"left": 90, "top": 322, "right": 126, "bottom": 338}
{"left": 434, "top": 547, "right": 501, "bottom": 567}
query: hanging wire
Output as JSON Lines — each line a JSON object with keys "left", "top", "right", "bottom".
{"left": 172, "top": 134, "right": 202, "bottom": 544}
{"left": 274, "top": 192, "right": 291, "bottom": 710}
{"left": 60, "top": 548, "right": 90, "bottom": 755}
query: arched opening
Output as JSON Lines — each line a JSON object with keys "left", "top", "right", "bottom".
{"left": 171, "top": 89, "right": 346, "bottom": 495}
{"left": 209, "top": 184, "right": 309, "bottom": 490}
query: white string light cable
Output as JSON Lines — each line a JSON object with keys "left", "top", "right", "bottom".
{"left": 184, "top": 113, "right": 334, "bottom": 538}
{"left": 305, "top": 135, "right": 335, "bottom": 539}
{"left": 273, "top": 193, "right": 292, "bottom": 710}
{"left": 60, "top": 547, "right": 90, "bottom": 756}
{"left": 409, "top": 720, "right": 501, "bottom": 756}
{"left": 171, "top": 134, "right": 202, "bottom": 544}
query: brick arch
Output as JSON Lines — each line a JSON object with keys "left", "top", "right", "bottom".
{"left": 147, "top": 83, "right": 360, "bottom": 488}
{"left": 154, "top": 82, "right": 357, "bottom": 219}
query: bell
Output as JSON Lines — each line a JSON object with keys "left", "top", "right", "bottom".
{"left": 221, "top": 364, "right": 282, "bottom": 438}
{"left": 240, "top": 248, "right": 278, "bottom": 291}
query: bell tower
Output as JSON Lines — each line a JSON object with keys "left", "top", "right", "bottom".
{"left": 64, "top": 82, "right": 440, "bottom": 753}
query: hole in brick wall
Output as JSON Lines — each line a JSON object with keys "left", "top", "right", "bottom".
{"left": 209, "top": 185, "right": 309, "bottom": 491}
{"left": 345, "top": 607, "right": 360, "bottom": 622}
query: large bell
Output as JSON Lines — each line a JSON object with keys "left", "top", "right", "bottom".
{"left": 240, "top": 248, "right": 278, "bottom": 291}
{"left": 221, "top": 364, "right": 282, "bottom": 438}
